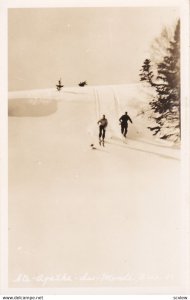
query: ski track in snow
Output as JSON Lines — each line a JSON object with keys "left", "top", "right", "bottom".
{"left": 111, "top": 86, "right": 121, "bottom": 119}
{"left": 94, "top": 86, "right": 122, "bottom": 140}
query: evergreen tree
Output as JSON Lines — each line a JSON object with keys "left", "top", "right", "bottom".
{"left": 139, "top": 59, "right": 154, "bottom": 85}
{"left": 150, "top": 26, "right": 173, "bottom": 65}
{"left": 149, "top": 20, "right": 180, "bottom": 141}
{"left": 140, "top": 20, "right": 180, "bottom": 142}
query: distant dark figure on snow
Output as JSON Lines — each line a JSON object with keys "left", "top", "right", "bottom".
{"left": 78, "top": 81, "right": 87, "bottom": 87}
{"left": 56, "top": 78, "right": 64, "bottom": 91}
{"left": 119, "top": 112, "right": 132, "bottom": 137}
{"left": 97, "top": 115, "right": 108, "bottom": 145}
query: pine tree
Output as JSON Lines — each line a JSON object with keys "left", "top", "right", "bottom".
{"left": 140, "top": 20, "right": 180, "bottom": 142}
{"left": 150, "top": 26, "right": 173, "bottom": 65}
{"left": 149, "top": 20, "right": 180, "bottom": 141}
{"left": 139, "top": 59, "right": 154, "bottom": 85}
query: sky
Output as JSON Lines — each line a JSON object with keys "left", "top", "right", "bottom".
{"left": 8, "top": 7, "right": 179, "bottom": 91}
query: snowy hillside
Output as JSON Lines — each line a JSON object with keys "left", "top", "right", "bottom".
{"left": 8, "top": 84, "right": 181, "bottom": 289}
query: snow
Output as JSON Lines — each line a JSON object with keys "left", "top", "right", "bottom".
{"left": 8, "top": 84, "right": 182, "bottom": 289}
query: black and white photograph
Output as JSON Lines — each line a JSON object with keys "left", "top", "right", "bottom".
{"left": 0, "top": 0, "right": 189, "bottom": 296}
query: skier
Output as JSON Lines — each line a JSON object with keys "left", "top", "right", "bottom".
{"left": 97, "top": 115, "right": 108, "bottom": 146}
{"left": 119, "top": 112, "right": 132, "bottom": 138}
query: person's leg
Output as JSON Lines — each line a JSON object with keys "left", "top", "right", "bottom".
{"left": 99, "top": 126, "right": 102, "bottom": 139}
{"left": 124, "top": 126, "right": 128, "bottom": 137}
{"left": 102, "top": 128, "right": 105, "bottom": 140}
{"left": 121, "top": 124, "right": 124, "bottom": 135}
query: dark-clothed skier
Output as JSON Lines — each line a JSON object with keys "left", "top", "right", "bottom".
{"left": 97, "top": 115, "right": 108, "bottom": 145}
{"left": 119, "top": 112, "right": 132, "bottom": 137}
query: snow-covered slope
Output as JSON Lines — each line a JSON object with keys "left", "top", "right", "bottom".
{"left": 8, "top": 84, "right": 181, "bottom": 289}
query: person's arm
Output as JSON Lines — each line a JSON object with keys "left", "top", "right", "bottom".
{"left": 128, "top": 116, "right": 133, "bottom": 123}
